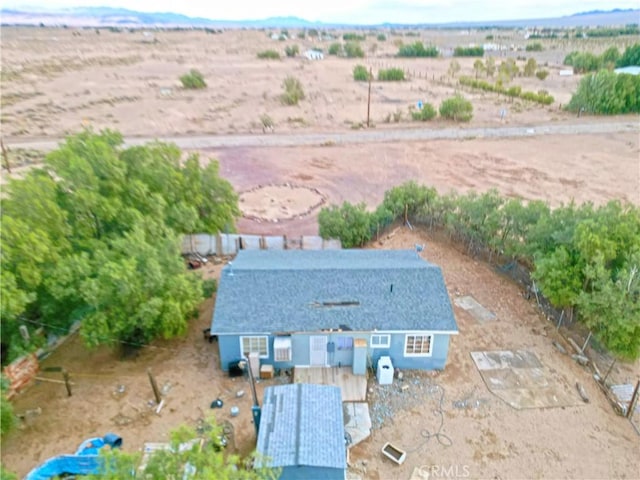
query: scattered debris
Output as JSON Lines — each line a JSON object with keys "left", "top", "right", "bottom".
{"left": 576, "top": 382, "right": 589, "bottom": 403}
{"left": 210, "top": 398, "right": 224, "bottom": 409}
{"left": 155, "top": 399, "right": 166, "bottom": 414}
{"left": 571, "top": 354, "right": 589, "bottom": 366}
{"left": 230, "top": 406, "right": 240, "bottom": 417}
{"left": 236, "top": 390, "right": 245, "bottom": 398}
{"left": 552, "top": 341, "right": 567, "bottom": 355}
{"left": 382, "top": 442, "right": 407, "bottom": 465}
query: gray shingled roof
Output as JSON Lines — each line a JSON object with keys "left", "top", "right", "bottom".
{"left": 211, "top": 249, "right": 458, "bottom": 334}
{"left": 257, "top": 384, "right": 346, "bottom": 470}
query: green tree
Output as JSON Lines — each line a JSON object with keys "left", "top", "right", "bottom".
{"left": 601, "top": 46, "right": 621, "bottom": 67}
{"left": 397, "top": 42, "right": 438, "bottom": 57}
{"left": 318, "top": 202, "right": 372, "bottom": 248}
{"left": 616, "top": 43, "right": 640, "bottom": 67}
{"left": 439, "top": 95, "right": 473, "bottom": 121}
{"left": 567, "top": 70, "right": 640, "bottom": 114}
{"left": 86, "top": 417, "right": 279, "bottom": 480}
{"left": 1, "top": 130, "right": 240, "bottom": 357}
{"left": 525, "top": 42, "right": 544, "bottom": 52}
{"left": 577, "top": 251, "right": 640, "bottom": 360}
{"left": 0, "top": 465, "right": 18, "bottom": 480}
{"left": 1, "top": 379, "right": 16, "bottom": 437}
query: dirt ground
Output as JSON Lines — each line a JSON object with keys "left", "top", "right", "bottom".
{"left": 2, "top": 227, "right": 639, "bottom": 479}
{"left": 1, "top": 27, "right": 635, "bottom": 139}
{"left": 2, "top": 26, "right": 639, "bottom": 480}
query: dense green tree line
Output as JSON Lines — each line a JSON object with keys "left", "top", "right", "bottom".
{"left": 564, "top": 44, "right": 639, "bottom": 74}
{"left": 566, "top": 70, "right": 640, "bottom": 114}
{"left": 1, "top": 130, "right": 240, "bottom": 362}
{"left": 453, "top": 46, "right": 484, "bottom": 57}
{"left": 318, "top": 182, "right": 640, "bottom": 359}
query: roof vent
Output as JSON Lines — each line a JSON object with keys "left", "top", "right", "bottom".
{"left": 227, "top": 261, "right": 234, "bottom": 276}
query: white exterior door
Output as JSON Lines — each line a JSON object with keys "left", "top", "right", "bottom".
{"left": 309, "top": 336, "right": 327, "bottom": 366}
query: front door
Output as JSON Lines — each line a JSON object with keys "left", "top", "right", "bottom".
{"left": 309, "top": 336, "right": 327, "bottom": 366}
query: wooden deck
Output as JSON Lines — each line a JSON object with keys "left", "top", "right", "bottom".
{"left": 293, "top": 366, "right": 368, "bottom": 402}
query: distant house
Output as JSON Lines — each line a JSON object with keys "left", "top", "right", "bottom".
{"left": 210, "top": 249, "right": 459, "bottom": 373}
{"left": 256, "top": 384, "right": 346, "bottom": 480}
{"left": 304, "top": 49, "right": 324, "bottom": 60}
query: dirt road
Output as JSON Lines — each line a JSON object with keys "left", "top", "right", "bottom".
{"left": 5, "top": 119, "right": 637, "bottom": 151}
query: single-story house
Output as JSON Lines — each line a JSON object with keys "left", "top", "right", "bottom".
{"left": 210, "top": 249, "right": 458, "bottom": 373}
{"left": 256, "top": 383, "right": 346, "bottom": 480}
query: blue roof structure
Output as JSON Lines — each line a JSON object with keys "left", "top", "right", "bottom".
{"left": 257, "top": 384, "right": 346, "bottom": 470}
{"left": 211, "top": 249, "right": 458, "bottom": 334}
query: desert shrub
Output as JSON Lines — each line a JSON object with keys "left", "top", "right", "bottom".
{"left": 439, "top": 95, "right": 473, "bottom": 122}
{"left": 297, "top": 30, "right": 306, "bottom": 39}
{"left": 284, "top": 45, "right": 299, "bottom": 57}
{"left": 179, "top": 69, "right": 207, "bottom": 89}
{"left": 343, "top": 33, "right": 366, "bottom": 41}
{"left": 567, "top": 70, "right": 640, "bottom": 114}
{"left": 459, "top": 76, "right": 554, "bottom": 104}
{"left": 523, "top": 58, "right": 537, "bottom": 76}
{"left": 307, "top": 29, "right": 319, "bottom": 37}
{"left": 353, "top": 65, "right": 371, "bottom": 81}
{"left": 318, "top": 202, "right": 372, "bottom": 248}
{"left": 485, "top": 34, "right": 494, "bottom": 40}
{"left": 453, "top": 46, "right": 484, "bottom": 57}
{"left": 600, "top": 46, "right": 621, "bottom": 67}
{"left": 280, "top": 76, "right": 305, "bottom": 105}
{"left": 378, "top": 68, "right": 405, "bottom": 81}
{"left": 257, "top": 49, "right": 281, "bottom": 59}
{"left": 411, "top": 103, "right": 437, "bottom": 121}
{"left": 344, "top": 42, "right": 365, "bottom": 58}
{"left": 616, "top": 43, "right": 640, "bottom": 67}
{"left": 397, "top": 41, "right": 438, "bottom": 57}
{"left": 525, "top": 42, "right": 544, "bottom": 52}
{"left": 535, "top": 69, "right": 549, "bottom": 80}
{"left": 377, "top": 33, "right": 387, "bottom": 41}
{"left": 564, "top": 51, "right": 602, "bottom": 73}
{"left": 328, "top": 43, "right": 342, "bottom": 55}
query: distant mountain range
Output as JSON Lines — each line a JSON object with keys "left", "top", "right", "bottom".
{"left": 1, "top": 6, "right": 638, "bottom": 28}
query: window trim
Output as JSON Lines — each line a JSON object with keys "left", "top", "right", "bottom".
{"left": 404, "top": 334, "right": 433, "bottom": 357}
{"left": 371, "top": 334, "right": 391, "bottom": 349}
{"left": 240, "top": 335, "right": 269, "bottom": 359}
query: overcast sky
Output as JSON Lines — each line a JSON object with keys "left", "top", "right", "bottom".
{"left": 6, "top": 0, "right": 640, "bottom": 24}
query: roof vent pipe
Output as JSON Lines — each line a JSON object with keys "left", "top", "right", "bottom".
{"left": 390, "top": 284, "right": 393, "bottom": 293}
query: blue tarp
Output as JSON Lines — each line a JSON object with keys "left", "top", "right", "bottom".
{"left": 24, "top": 434, "right": 122, "bottom": 480}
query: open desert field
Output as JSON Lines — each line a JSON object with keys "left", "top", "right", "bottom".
{"left": 1, "top": 26, "right": 637, "bottom": 139}
{"left": 1, "top": 24, "right": 639, "bottom": 480}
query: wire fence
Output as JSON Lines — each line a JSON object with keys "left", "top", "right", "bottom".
{"left": 182, "top": 233, "right": 341, "bottom": 256}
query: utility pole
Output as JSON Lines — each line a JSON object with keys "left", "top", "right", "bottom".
{"left": 367, "top": 67, "right": 372, "bottom": 128}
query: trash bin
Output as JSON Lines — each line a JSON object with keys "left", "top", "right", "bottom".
{"left": 377, "top": 356, "right": 394, "bottom": 385}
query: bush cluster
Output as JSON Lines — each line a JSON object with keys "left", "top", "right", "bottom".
{"left": 563, "top": 44, "right": 632, "bottom": 73}
{"left": 439, "top": 95, "right": 473, "bottom": 121}
{"left": 567, "top": 70, "right": 640, "bottom": 114}
{"left": 525, "top": 42, "right": 544, "bottom": 52}
{"left": 284, "top": 45, "right": 299, "bottom": 57}
{"left": 257, "top": 49, "right": 281, "bottom": 59}
{"left": 378, "top": 68, "right": 405, "bottom": 81}
{"left": 411, "top": 102, "right": 437, "bottom": 121}
{"left": 344, "top": 42, "right": 365, "bottom": 58}
{"left": 179, "top": 69, "right": 207, "bottom": 89}
{"left": 319, "top": 182, "right": 640, "bottom": 360}
{"left": 328, "top": 43, "right": 342, "bottom": 55}
{"left": 459, "top": 76, "right": 554, "bottom": 105}
{"left": 280, "top": 76, "right": 305, "bottom": 105}
{"left": 453, "top": 46, "right": 484, "bottom": 57}
{"left": 353, "top": 65, "right": 370, "bottom": 81}
{"left": 343, "top": 33, "right": 366, "bottom": 41}
{"left": 397, "top": 41, "right": 439, "bottom": 57}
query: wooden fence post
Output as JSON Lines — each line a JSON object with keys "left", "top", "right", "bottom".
{"left": 147, "top": 368, "right": 161, "bottom": 404}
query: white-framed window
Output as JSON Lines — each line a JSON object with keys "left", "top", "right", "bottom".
{"left": 371, "top": 334, "right": 391, "bottom": 349}
{"left": 404, "top": 334, "right": 432, "bottom": 356}
{"left": 240, "top": 336, "right": 268, "bottom": 358}
{"left": 336, "top": 337, "right": 353, "bottom": 350}
{"left": 274, "top": 336, "right": 292, "bottom": 362}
